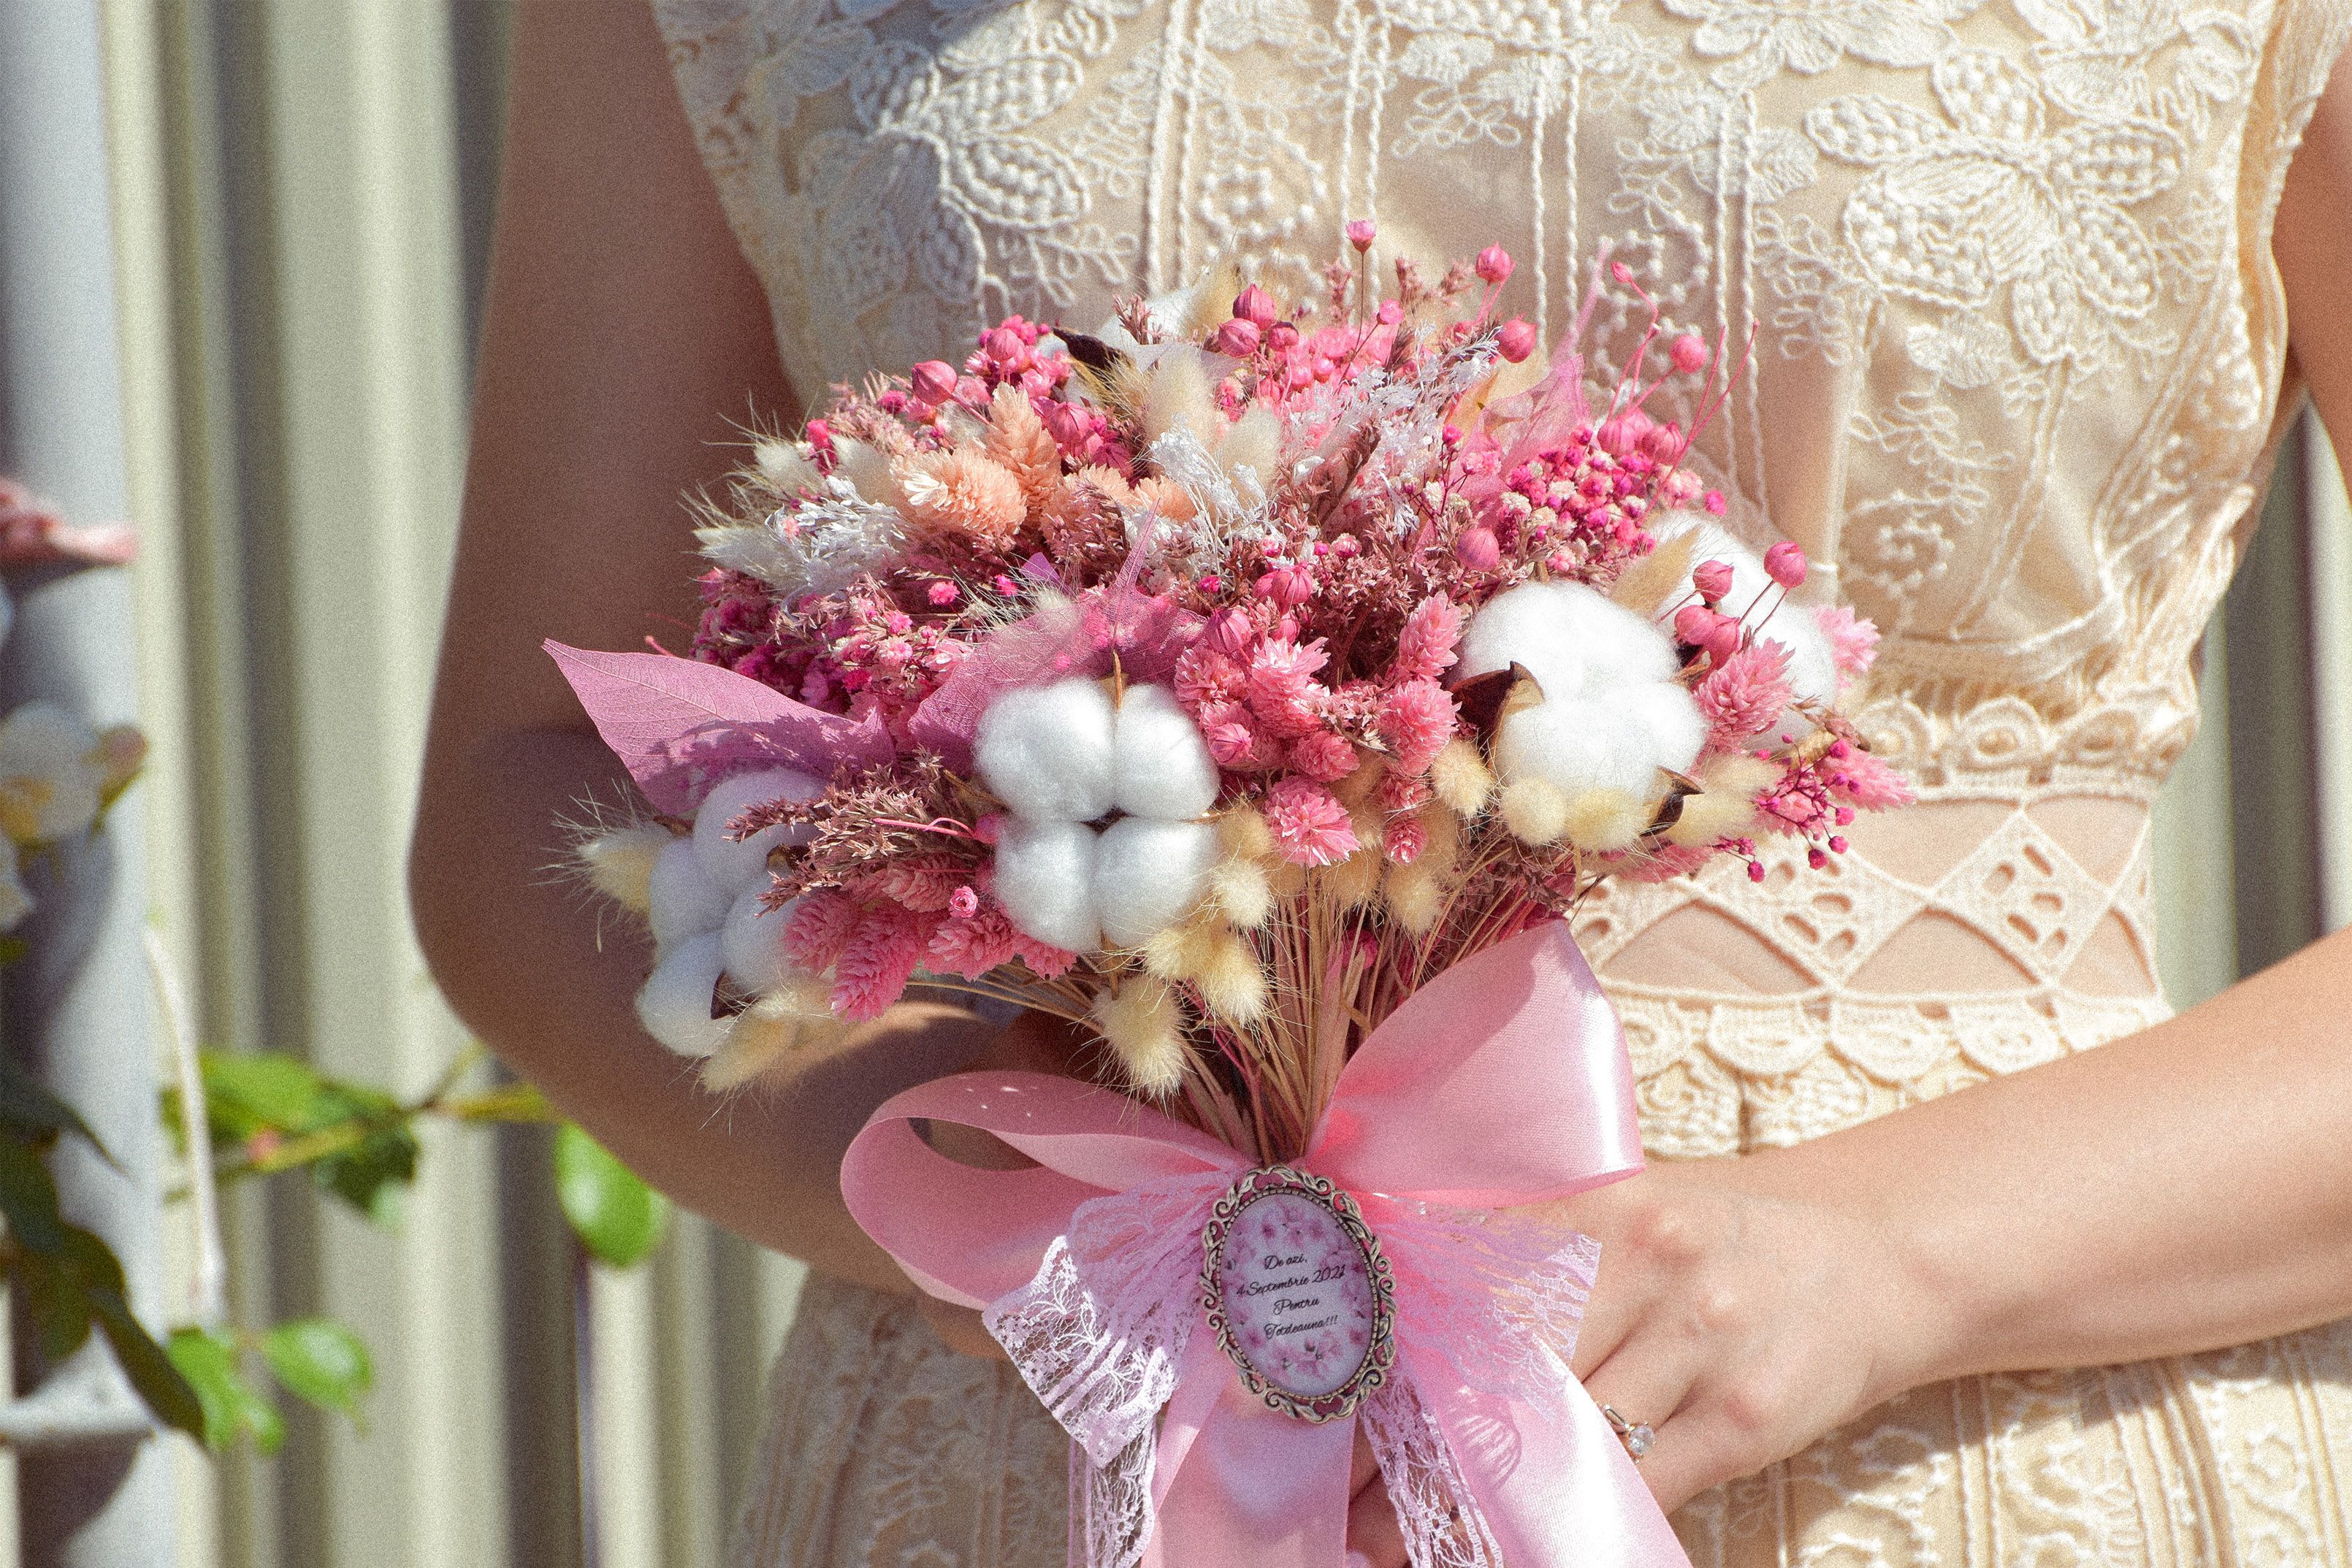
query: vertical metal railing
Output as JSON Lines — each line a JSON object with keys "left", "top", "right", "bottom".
{"left": 0, "top": 2, "right": 177, "bottom": 1565}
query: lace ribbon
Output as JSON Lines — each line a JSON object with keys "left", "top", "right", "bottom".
{"left": 844, "top": 923, "right": 1692, "bottom": 1568}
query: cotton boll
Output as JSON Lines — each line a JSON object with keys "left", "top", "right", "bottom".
{"left": 1495, "top": 699, "right": 1646, "bottom": 800}
{"left": 722, "top": 887, "right": 798, "bottom": 994}
{"left": 1611, "top": 683, "right": 1707, "bottom": 784}
{"left": 695, "top": 767, "right": 822, "bottom": 892}
{"left": 648, "top": 836, "right": 731, "bottom": 950}
{"left": 579, "top": 824, "right": 672, "bottom": 914}
{"left": 975, "top": 678, "right": 1118, "bottom": 822}
{"left": 1112, "top": 684, "right": 1219, "bottom": 820}
{"left": 1557, "top": 584, "right": 1684, "bottom": 689}
{"left": 1456, "top": 583, "right": 1587, "bottom": 695}
{"left": 993, "top": 817, "right": 1102, "bottom": 952}
{"left": 1753, "top": 616, "right": 1838, "bottom": 714}
{"left": 1092, "top": 816, "right": 1218, "bottom": 947}
{"left": 634, "top": 933, "right": 731, "bottom": 1057}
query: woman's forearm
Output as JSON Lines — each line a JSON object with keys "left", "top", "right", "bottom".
{"left": 411, "top": 723, "right": 994, "bottom": 1294}
{"left": 1745, "top": 925, "right": 2352, "bottom": 1389}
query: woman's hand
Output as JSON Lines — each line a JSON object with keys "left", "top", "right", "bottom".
{"left": 1561, "top": 1157, "right": 1935, "bottom": 1513}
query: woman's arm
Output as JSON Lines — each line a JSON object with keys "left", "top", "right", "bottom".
{"left": 411, "top": 0, "right": 993, "bottom": 1293}
{"left": 1568, "top": 46, "right": 2352, "bottom": 1514}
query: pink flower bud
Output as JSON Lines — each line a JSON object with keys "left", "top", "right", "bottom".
{"left": 1255, "top": 564, "right": 1315, "bottom": 608}
{"left": 1692, "top": 559, "right": 1733, "bottom": 601}
{"left": 1595, "top": 408, "right": 1655, "bottom": 457}
{"left": 1764, "top": 540, "right": 1809, "bottom": 588}
{"left": 1475, "top": 245, "right": 1514, "bottom": 284}
{"left": 1670, "top": 334, "right": 1709, "bottom": 374}
{"left": 1496, "top": 318, "right": 1537, "bottom": 363}
{"left": 1747, "top": 860, "right": 1768, "bottom": 884}
{"left": 988, "top": 326, "right": 1026, "bottom": 363}
{"left": 1454, "top": 527, "right": 1501, "bottom": 571}
{"left": 1210, "top": 318, "right": 1262, "bottom": 356}
{"left": 1703, "top": 489, "right": 1728, "bottom": 516}
{"left": 1673, "top": 605, "right": 1744, "bottom": 663}
{"left": 1640, "top": 421, "right": 1685, "bottom": 464}
{"left": 1345, "top": 219, "right": 1377, "bottom": 252}
{"left": 909, "top": 360, "right": 958, "bottom": 404}
{"left": 1234, "top": 284, "right": 1279, "bottom": 328}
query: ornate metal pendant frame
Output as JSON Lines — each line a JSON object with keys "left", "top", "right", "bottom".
{"left": 1199, "top": 1165, "right": 1398, "bottom": 1423}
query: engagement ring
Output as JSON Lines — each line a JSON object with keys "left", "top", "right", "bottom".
{"left": 1600, "top": 1404, "right": 1654, "bottom": 1459}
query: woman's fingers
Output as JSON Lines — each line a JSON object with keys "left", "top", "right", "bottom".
{"left": 1344, "top": 1473, "right": 1410, "bottom": 1568}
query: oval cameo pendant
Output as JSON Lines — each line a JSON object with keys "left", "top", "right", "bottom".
{"left": 1199, "top": 1166, "right": 1397, "bottom": 1421}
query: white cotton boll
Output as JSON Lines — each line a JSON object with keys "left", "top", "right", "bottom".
{"left": 694, "top": 767, "right": 821, "bottom": 892}
{"left": 722, "top": 886, "right": 798, "bottom": 994}
{"left": 975, "top": 678, "right": 1118, "bottom": 822}
{"left": 1091, "top": 818, "right": 1219, "bottom": 948}
{"left": 1557, "top": 584, "right": 1684, "bottom": 689}
{"left": 993, "top": 817, "right": 1102, "bottom": 954}
{"left": 1757, "top": 616, "right": 1838, "bottom": 714}
{"left": 648, "top": 836, "right": 730, "bottom": 950}
{"left": 1611, "top": 683, "right": 1707, "bottom": 782}
{"left": 1112, "top": 684, "right": 1219, "bottom": 820}
{"left": 1651, "top": 513, "right": 1837, "bottom": 717}
{"left": 635, "top": 933, "right": 731, "bottom": 1057}
{"left": 1496, "top": 699, "right": 1649, "bottom": 800}
{"left": 1457, "top": 583, "right": 1586, "bottom": 696}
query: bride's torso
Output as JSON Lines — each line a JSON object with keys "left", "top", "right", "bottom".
{"left": 657, "top": 0, "right": 2348, "bottom": 1148}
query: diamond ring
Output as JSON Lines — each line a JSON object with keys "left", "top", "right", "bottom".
{"left": 1600, "top": 1404, "right": 1654, "bottom": 1459}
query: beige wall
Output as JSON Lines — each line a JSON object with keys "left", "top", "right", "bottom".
{"left": 80, "top": 1, "right": 2352, "bottom": 1564}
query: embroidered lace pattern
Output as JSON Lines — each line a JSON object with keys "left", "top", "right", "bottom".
{"left": 655, "top": 0, "right": 2352, "bottom": 1561}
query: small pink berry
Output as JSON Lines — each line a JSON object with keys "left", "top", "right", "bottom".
{"left": 1828, "top": 835, "right": 1848, "bottom": 854}
{"left": 1255, "top": 564, "right": 1315, "bottom": 608}
{"left": 1764, "top": 540, "right": 1809, "bottom": 589}
{"left": 1747, "top": 860, "right": 1767, "bottom": 884}
{"left": 1670, "top": 334, "right": 1709, "bottom": 375}
{"left": 1234, "top": 284, "right": 1279, "bottom": 328}
{"left": 1703, "top": 489, "right": 1728, "bottom": 516}
{"left": 1496, "top": 318, "right": 1537, "bottom": 363}
{"left": 1641, "top": 421, "right": 1685, "bottom": 464}
{"left": 1345, "top": 218, "right": 1377, "bottom": 251}
{"left": 1454, "top": 527, "right": 1501, "bottom": 571}
{"left": 1692, "top": 559, "right": 1733, "bottom": 601}
{"left": 909, "top": 360, "right": 958, "bottom": 404}
{"left": 1475, "top": 245, "right": 1515, "bottom": 284}
{"left": 1807, "top": 846, "right": 1828, "bottom": 870}
{"left": 1596, "top": 408, "right": 1655, "bottom": 457}
{"left": 988, "top": 326, "right": 1026, "bottom": 362}
{"left": 1210, "top": 318, "right": 1262, "bottom": 356}
{"left": 927, "top": 580, "right": 961, "bottom": 607}
{"left": 973, "top": 813, "right": 1004, "bottom": 845}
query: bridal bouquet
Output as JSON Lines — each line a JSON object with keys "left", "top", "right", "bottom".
{"left": 553, "top": 237, "right": 1902, "bottom": 1568}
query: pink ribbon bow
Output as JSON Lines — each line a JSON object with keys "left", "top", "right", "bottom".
{"left": 843, "top": 923, "right": 1693, "bottom": 1568}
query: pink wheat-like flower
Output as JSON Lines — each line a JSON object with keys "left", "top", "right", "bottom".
{"left": 783, "top": 890, "right": 863, "bottom": 971}
{"left": 1695, "top": 642, "right": 1793, "bottom": 748}
{"left": 1009, "top": 931, "right": 1078, "bottom": 978}
{"left": 1288, "top": 730, "right": 1359, "bottom": 782}
{"left": 1391, "top": 594, "right": 1464, "bottom": 683}
{"left": 1384, "top": 814, "right": 1428, "bottom": 865}
{"left": 1198, "top": 700, "right": 1277, "bottom": 770}
{"left": 1830, "top": 749, "right": 1912, "bottom": 811}
{"left": 927, "top": 903, "right": 1020, "bottom": 979}
{"left": 831, "top": 906, "right": 939, "bottom": 1022}
{"left": 1817, "top": 605, "right": 1881, "bottom": 685}
{"left": 1175, "top": 645, "right": 1248, "bottom": 707}
{"left": 1377, "top": 679, "right": 1459, "bottom": 773}
{"left": 1263, "top": 776, "right": 1359, "bottom": 867}
{"left": 1246, "top": 636, "right": 1331, "bottom": 735}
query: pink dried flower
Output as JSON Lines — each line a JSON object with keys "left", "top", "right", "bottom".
{"left": 947, "top": 884, "right": 980, "bottom": 919}
{"left": 1392, "top": 594, "right": 1463, "bottom": 683}
{"left": 1175, "top": 644, "right": 1248, "bottom": 706}
{"left": 1817, "top": 605, "right": 1881, "bottom": 684}
{"left": 928, "top": 903, "right": 1018, "bottom": 977}
{"left": 1385, "top": 815, "right": 1428, "bottom": 865}
{"left": 1246, "top": 637, "right": 1329, "bottom": 735}
{"left": 831, "top": 906, "right": 938, "bottom": 1022}
{"left": 1235, "top": 284, "right": 1280, "bottom": 327}
{"left": 1695, "top": 642, "right": 1792, "bottom": 747}
{"left": 1377, "top": 679, "right": 1458, "bottom": 773}
{"left": 927, "top": 580, "right": 961, "bottom": 607}
{"left": 783, "top": 891, "right": 863, "bottom": 971}
{"left": 1673, "top": 605, "right": 1743, "bottom": 664}
{"left": 1764, "top": 541, "right": 1808, "bottom": 589}
{"left": 1375, "top": 768, "right": 1432, "bottom": 814}
{"left": 1454, "top": 527, "right": 1500, "bottom": 571}
{"left": 1703, "top": 489, "right": 1727, "bottom": 516}
{"left": 1475, "top": 246, "right": 1513, "bottom": 284}
{"left": 1211, "top": 318, "right": 1262, "bottom": 356}
{"left": 1497, "top": 319, "right": 1536, "bottom": 363}
{"left": 1262, "top": 776, "right": 1359, "bottom": 867}
{"left": 1692, "top": 559, "right": 1733, "bottom": 602}
{"left": 1009, "top": 932, "right": 1077, "bottom": 978}
{"left": 1670, "top": 334, "right": 1709, "bottom": 375}
{"left": 909, "top": 360, "right": 959, "bottom": 405}
{"left": 1288, "top": 730, "right": 1359, "bottom": 782}
{"left": 1255, "top": 563, "right": 1315, "bottom": 608}
{"left": 1830, "top": 749, "right": 1912, "bottom": 811}
{"left": 1199, "top": 702, "right": 1276, "bottom": 769}
{"left": 1345, "top": 220, "right": 1377, "bottom": 252}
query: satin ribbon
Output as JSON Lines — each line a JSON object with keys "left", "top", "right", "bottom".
{"left": 843, "top": 922, "right": 1692, "bottom": 1568}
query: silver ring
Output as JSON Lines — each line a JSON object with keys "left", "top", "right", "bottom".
{"left": 1600, "top": 1404, "right": 1654, "bottom": 1459}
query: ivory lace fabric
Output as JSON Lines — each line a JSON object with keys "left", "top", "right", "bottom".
{"left": 649, "top": 0, "right": 2352, "bottom": 1559}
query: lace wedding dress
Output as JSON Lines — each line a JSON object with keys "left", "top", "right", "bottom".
{"left": 650, "top": 0, "right": 2352, "bottom": 1560}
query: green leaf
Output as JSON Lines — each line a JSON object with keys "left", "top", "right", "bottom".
{"left": 167, "top": 1328, "right": 283, "bottom": 1453}
{"left": 15, "top": 1248, "right": 95, "bottom": 1363}
{"left": 0, "top": 1056, "right": 112, "bottom": 1164}
{"left": 0, "top": 1134, "right": 67, "bottom": 1254}
{"left": 260, "top": 1317, "right": 373, "bottom": 1427}
{"left": 200, "top": 1052, "right": 329, "bottom": 1139}
{"left": 553, "top": 1123, "right": 668, "bottom": 1269}
{"left": 313, "top": 1121, "right": 419, "bottom": 1228}
{"left": 92, "top": 1286, "right": 205, "bottom": 1441}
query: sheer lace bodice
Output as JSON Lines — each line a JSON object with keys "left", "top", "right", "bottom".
{"left": 649, "top": 1, "right": 2352, "bottom": 1562}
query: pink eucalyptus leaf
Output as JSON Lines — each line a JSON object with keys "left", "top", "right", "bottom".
{"left": 545, "top": 641, "right": 891, "bottom": 814}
